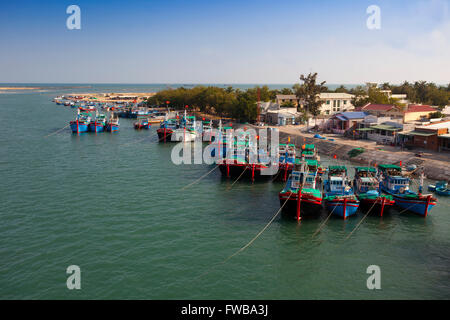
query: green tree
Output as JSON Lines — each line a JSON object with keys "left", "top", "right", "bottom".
{"left": 294, "top": 72, "right": 327, "bottom": 116}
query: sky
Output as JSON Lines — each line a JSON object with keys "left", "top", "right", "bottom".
{"left": 0, "top": 0, "right": 449, "bottom": 84}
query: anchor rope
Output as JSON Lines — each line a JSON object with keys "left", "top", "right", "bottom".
{"left": 312, "top": 204, "right": 337, "bottom": 238}
{"left": 227, "top": 165, "right": 248, "bottom": 191}
{"left": 180, "top": 165, "right": 219, "bottom": 190}
{"left": 194, "top": 193, "right": 292, "bottom": 280}
{"left": 344, "top": 198, "right": 379, "bottom": 241}
{"left": 44, "top": 124, "right": 70, "bottom": 138}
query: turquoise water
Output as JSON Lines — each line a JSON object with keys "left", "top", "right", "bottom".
{"left": 0, "top": 86, "right": 449, "bottom": 299}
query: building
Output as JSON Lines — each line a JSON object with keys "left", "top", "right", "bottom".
{"left": 326, "top": 111, "right": 369, "bottom": 134}
{"left": 263, "top": 102, "right": 299, "bottom": 125}
{"left": 360, "top": 104, "right": 403, "bottom": 118}
{"left": 317, "top": 93, "right": 355, "bottom": 115}
{"left": 399, "top": 120, "right": 450, "bottom": 151}
{"left": 403, "top": 104, "right": 437, "bottom": 122}
{"left": 275, "top": 95, "right": 301, "bottom": 106}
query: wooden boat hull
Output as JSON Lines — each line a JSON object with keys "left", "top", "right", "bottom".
{"left": 157, "top": 128, "right": 173, "bottom": 142}
{"left": 89, "top": 123, "right": 105, "bottom": 132}
{"left": 279, "top": 192, "right": 322, "bottom": 218}
{"left": 357, "top": 197, "right": 394, "bottom": 217}
{"left": 134, "top": 123, "right": 151, "bottom": 130}
{"left": 218, "top": 163, "right": 276, "bottom": 180}
{"left": 324, "top": 198, "right": 359, "bottom": 219}
{"left": 70, "top": 121, "right": 89, "bottom": 133}
{"left": 106, "top": 124, "right": 119, "bottom": 132}
{"left": 381, "top": 186, "right": 437, "bottom": 217}
{"left": 435, "top": 188, "right": 450, "bottom": 196}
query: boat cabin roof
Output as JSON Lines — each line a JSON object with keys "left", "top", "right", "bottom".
{"left": 329, "top": 165, "right": 347, "bottom": 171}
{"left": 355, "top": 166, "right": 376, "bottom": 173}
{"left": 378, "top": 164, "right": 401, "bottom": 170}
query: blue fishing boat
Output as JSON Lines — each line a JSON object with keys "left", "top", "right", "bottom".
{"left": 378, "top": 164, "right": 437, "bottom": 217}
{"left": 428, "top": 181, "right": 447, "bottom": 192}
{"left": 106, "top": 113, "right": 119, "bottom": 132}
{"left": 70, "top": 110, "right": 91, "bottom": 133}
{"left": 323, "top": 166, "right": 359, "bottom": 219}
{"left": 353, "top": 167, "right": 394, "bottom": 216}
{"left": 277, "top": 143, "right": 297, "bottom": 182}
{"left": 89, "top": 113, "right": 106, "bottom": 132}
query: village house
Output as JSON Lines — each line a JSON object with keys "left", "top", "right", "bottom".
{"left": 360, "top": 104, "right": 403, "bottom": 118}
{"left": 361, "top": 103, "right": 437, "bottom": 123}
{"left": 260, "top": 102, "right": 299, "bottom": 125}
{"left": 398, "top": 120, "right": 450, "bottom": 152}
{"left": 403, "top": 104, "right": 437, "bottom": 122}
{"left": 317, "top": 92, "right": 355, "bottom": 115}
{"left": 325, "top": 111, "right": 368, "bottom": 134}
{"left": 275, "top": 94, "right": 301, "bottom": 106}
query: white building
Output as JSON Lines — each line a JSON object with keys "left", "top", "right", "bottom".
{"left": 317, "top": 93, "right": 355, "bottom": 115}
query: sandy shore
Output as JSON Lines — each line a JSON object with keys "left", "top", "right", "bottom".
{"left": 0, "top": 87, "right": 42, "bottom": 90}
{"left": 61, "top": 92, "right": 156, "bottom": 103}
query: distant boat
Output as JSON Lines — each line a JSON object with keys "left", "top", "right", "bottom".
{"left": 378, "top": 164, "right": 437, "bottom": 217}
{"left": 134, "top": 117, "right": 151, "bottom": 130}
{"left": 353, "top": 166, "right": 394, "bottom": 216}
{"left": 323, "top": 166, "right": 359, "bottom": 219}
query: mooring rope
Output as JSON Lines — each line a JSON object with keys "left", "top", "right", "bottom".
{"left": 312, "top": 204, "right": 337, "bottom": 238}
{"left": 119, "top": 132, "right": 158, "bottom": 147}
{"left": 227, "top": 165, "right": 248, "bottom": 191}
{"left": 194, "top": 193, "right": 292, "bottom": 280}
{"left": 44, "top": 124, "right": 70, "bottom": 138}
{"left": 344, "top": 198, "right": 378, "bottom": 241}
{"left": 180, "top": 165, "right": 219, "bottom": 190}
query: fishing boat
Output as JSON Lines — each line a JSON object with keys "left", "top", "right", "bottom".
{"left": 277, "top": 143, "right": 297, "bottom": 182}
{"left": 279, "top": 161, "right": 323, "bottom": 220}
{"left": 89, "top": 112, "right": 106, "bottom": 132}
{"left": 134, "top": 117, "right": 151, "bottom": 130}
{"left": 69, "top": 110, "right": 91, "bottom": 133}
{"left": 323, "top": 166, "right": 359, "bottom": 219}
{"left": 217, "top": 137, "right": 276, "bottom": 181}
{"left": 202, "top": 119, "right": 214, "bottom": 142}
{"left": 428, "top": 181, "right": 448, "bottom": 192}
{"left": 210, "top": 120, "right": 231, "bottom": 158}
{"left": 435, "top": 184, "right": 450, "bottom": 196}
{"left": 353, "top": 167, "right": 394, "bottom": 216}
{"left": 157, "top": 118, "right": 179, "bottom": 142}
{"left": 106, "top": 113, "right": 120, "bottom": 132}
{"left": 301, "top": 144, "right": 320, "bottom": 161}
{"left": 171, "top": 112, "right": 198, "bottom": 142}
{"left": 378, "top": 164, "right": 437, "bottom": 217}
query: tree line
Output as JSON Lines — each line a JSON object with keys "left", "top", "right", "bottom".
{"left": 146, "top": 76, "right": 450, "bottom": 122}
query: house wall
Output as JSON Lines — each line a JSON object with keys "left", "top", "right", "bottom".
{"left": 412, "top": 134, "right": 439, "bottom": 151}
{"left": 319, "top": 98, "right": 354, "bottom": 115}
{"left": 404, "top": 111, "right": 433, "bottom": 122}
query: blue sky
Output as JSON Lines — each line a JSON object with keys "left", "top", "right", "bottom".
{"left": 0, "top": 0, "right": 449, "bottom": 84}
